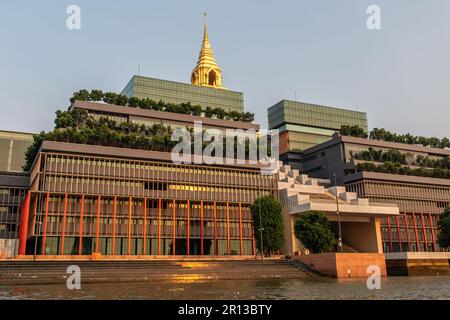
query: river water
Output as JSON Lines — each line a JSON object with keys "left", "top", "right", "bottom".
{"left": 1, "top": 276, "right": 449, "bottom": 300}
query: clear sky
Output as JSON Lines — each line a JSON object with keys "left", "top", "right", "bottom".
{"left": 0, "top": 0, "right": 449, "bottom": 137}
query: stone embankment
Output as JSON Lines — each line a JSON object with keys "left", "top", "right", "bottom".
{"left": 0, "top": 258, "right": 319, "bottom": 285}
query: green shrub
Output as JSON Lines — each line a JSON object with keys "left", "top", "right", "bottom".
{"left": 250, "top": 196, "right": 284, "bottom": 256}
{"left": 438, "top": 207, "right": 450, "bottom": 249}
{"left": 294, "top": 211, "right": 335, "bottom": 254}
{"left": 70, "top": 89, "right": 255, "bottom": 123}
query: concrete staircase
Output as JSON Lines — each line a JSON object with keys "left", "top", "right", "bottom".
{"left": 0, "top": 259, "right": 320, "bottom": 285}
{"left": 277, "top": 164, "right": 371, "bottom": 208}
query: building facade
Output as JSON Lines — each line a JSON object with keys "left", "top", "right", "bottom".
{"left": 11, "top": 16, "right": 276, "bottom": 258}
{"left": 299, "top": 134, "right": 450, "bottom": 253}
{"left": 19, "top": 141, "right": 276, "bottom": 257}
{"left": 276, "top": 164, "right": 398, "bottom": 256}
{"left": 0, "top": 130, "right": 34, "bottom": 257}
{"left": 268, "top": 100, "right": 368, "bottom": 168}
{"left": 0, "top": 173, "right": 29, "bottom": 257}
{"left": 17, "top": 99, "right": 275, "bottom": 257}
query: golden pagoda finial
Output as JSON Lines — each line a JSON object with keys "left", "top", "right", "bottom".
{"left": 191, "top": 13, "right": 225, "bottom": 89}
{"left": 202, "top": 13, "right": 209, "bottom": 45}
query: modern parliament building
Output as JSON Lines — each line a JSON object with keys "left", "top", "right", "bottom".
{"left": 16, "top": 16, "right": 276, "bottom": 257}
{"left": 1, "top": 16, "right": 447, "bottom": 262}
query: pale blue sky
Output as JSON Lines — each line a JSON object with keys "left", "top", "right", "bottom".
{"left": 0, "top": 0, "right": 449, "bottom": 137}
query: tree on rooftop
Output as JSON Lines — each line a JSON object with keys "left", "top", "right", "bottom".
{"left": 340, "top": 125, "right": 368, "bottom": 138}
{"left": 69, "top": 89, "right": 255, "bottom": 123}
{"left": 341, "top": 126, "right": 450, "bottom": 149}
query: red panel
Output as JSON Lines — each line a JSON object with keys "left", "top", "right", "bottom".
{"left": 395, "top": 216, "right": 402, "bottom": 252}
{"left": 78, "top": 194, "right": 85, "bottom": 255}
{"left": 172, "top": 199, "right": 176, "bottom": 256}
{"left": 128, "top": 196, "right": 132, "bottom": 255}
{"left": 386, "top": 217, "right": 393, "bottom": 252}
{"left": 187, "top": 200, "right": 190, "bottom": 256}
{"left": 32, "top": 196, "right": 38, "bottom": 238}
{"left": 95, "top": 194, "right": 101, "bottom": 254}
{"left": 213, "top": 201, "right": 217, "bottom": 256}
{"left": 403, "top": 213, "right": 411, "bottom": 252}
{"left": 18, "top": 192, "right": 31, "bottom": 255}
{"left": 41, "top": 192, "right": 50, "bottom": 255}
{"left": 420, "top": 213, "right": 428, "bottom": 252}
{"left": 143, "top": 198, "right": 147, "bottom": 255}
{"left": 112, "top": 196, "right": 117, "bottom": 256}
{"left": 158, "top": 198, "right": 161, "bottom": 255}
{"left": 411, "top": 213, "right": 420, "bottom": 251}
{"left": 239, "top": 203, "right": 243, "bottom": 255}
{"left": 200, "top": 200, "right": 204, "bottom": 256}
{"left": 60, "top": 193, "right": 68, "bottom": 255}
{"left": 226, "top": 202, "right": 230, "bottom": 255}
{"left": 428, "top": 213, "right": 437, "bottom": 252}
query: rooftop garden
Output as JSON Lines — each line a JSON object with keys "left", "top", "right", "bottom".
{"left": 351, "top": 147, "right": 450, "bottom": 180}
{"left": 23, "top": 108, "right": 266, "bottom": 171}
{"left": 355, "top": 161, "right": 450, "bottom": 179}
{"left": 340, "top": 125, "right": 450, "bottom": 149}
{"left": 71, "top": 89, "right": 255, "bottom": 122}
{"left": 24, "top": 109, "right": 174, "bottom": 171}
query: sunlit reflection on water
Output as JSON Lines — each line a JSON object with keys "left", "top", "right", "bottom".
{"left": 171, "top": 274, "right": 211, "bottom": 283}
{"left": 0, "top": 276, "right": 449, "bottom": 300}
{"left": 179, "top": 262, "right": 212, "bottom": 269}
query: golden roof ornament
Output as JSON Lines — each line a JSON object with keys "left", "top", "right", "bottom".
{"left": 191, "top": 13, "right": 225, "bottom": 89}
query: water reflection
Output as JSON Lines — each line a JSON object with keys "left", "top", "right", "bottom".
{"left": 0, "top": 276, "right": 449, "bottom": 300}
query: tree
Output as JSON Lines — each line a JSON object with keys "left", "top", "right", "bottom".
{"left": 340, "top": 125, "right": 368, "bottom": 138}
{"left": 69, "top": 89, "right": 255, "bottom": 123}
{"left": 250, "top": 196, "right": 284, "bottom": 256}
{"left": 438, "top": 207, "right": 450, "bottom": 249}
{"left": 54, "top": 109, "right": 88, "bottom": 129}
{"left": 368, "top": 127, "right": 450, "bottom": 149}
{"left": 89, "top": 89, "right": 104, "bottom": 102}
{"left": 23, "top": 90, "right": 258, "bottom": 171}
{"left": 294, "top": 211, "right": 335, "bottom": 254}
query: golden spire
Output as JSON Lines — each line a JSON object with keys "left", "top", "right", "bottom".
{"left": 203, "top": 12, "right": 209, "bottom": 43}
{"left": 191, "top": 13, "right": 225, "bottom": 89}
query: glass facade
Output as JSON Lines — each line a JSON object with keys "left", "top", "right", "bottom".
{"left": 0, "top": 185, "right": 28, "bottom": 257}
{"left": 268, "top": 100, "right": 368, "bottom": 154}
{"left": 268, "top": 100, "right": 368, "bottom": 131}
{"left": 380, "top": 214, "right": 441, "bottom": 253}
{"left": 30, "top": 195, "right": 256, "bottom": 256}
{"left": 284, "top": 131, "right": 335, "bottom": 153}
{"left": 0, "top": 186, "right": 27, "bottom": 240}
{"left": 0, "top": 131, "right": 34, "bottom": 172}
{"left": 122, "top": 76, "right": 244, "bottom": 113}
